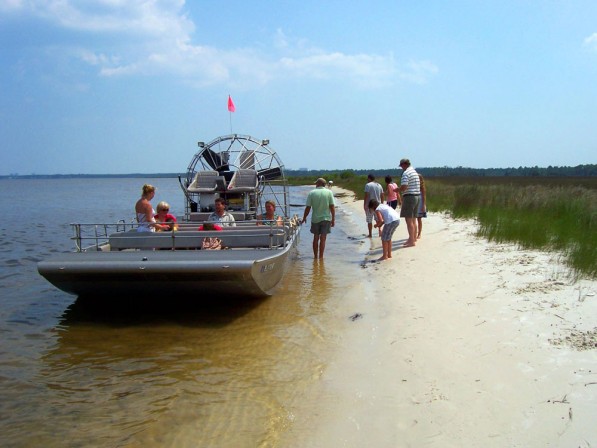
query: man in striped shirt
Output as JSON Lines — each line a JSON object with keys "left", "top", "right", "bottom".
{"left": 398, "top": 158, "right": 420, "bottom": 247}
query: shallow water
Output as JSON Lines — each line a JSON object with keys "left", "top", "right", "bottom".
{"left": 0, "top": 178, "right": 369, "bottom": 447}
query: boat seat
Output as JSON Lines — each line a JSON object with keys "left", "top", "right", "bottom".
{"left": 108, "top": 228, "right": 287, "bottom": 250}
{"left": 186, "top": 171, "right": 220, "bottom": 193}
{"left": 227, "top": 169, "right": 258, "bottom": 192}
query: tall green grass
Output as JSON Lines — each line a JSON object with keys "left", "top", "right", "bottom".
{"left": 427, "top": 181, "right": 597, "bottom": 279}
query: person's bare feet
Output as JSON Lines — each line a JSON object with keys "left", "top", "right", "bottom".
{"left": 402, "top": 241, "right": 415, "bottom": 247}
{"left": 377, "top": 256, "right": 388, "bottom": 261}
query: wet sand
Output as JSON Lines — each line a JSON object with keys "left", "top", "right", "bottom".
{"left": 284, "top": 188, "right": 597, "bottom": 447}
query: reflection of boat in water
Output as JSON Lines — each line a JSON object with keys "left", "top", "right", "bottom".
{"left": 38, "top": 135, "right": 301, "bottom": 298}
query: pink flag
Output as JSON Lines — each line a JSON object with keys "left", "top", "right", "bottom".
{"left": 227, "top": 95, "right": 235, "bottom": 113}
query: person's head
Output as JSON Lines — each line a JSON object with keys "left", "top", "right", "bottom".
{"left": 368, "top": 199, "right": 380, "bottom": 210}
{"left": 399, "top": 158, "right": 411, "bottom": 169}
{"left": 142, "top": 184, "right": 156, "bottom": 198}
{"left": 367, "top": 174, "right": 375, "bottom": 181}
{"left": 214, "top": 198, "right": 227, "bottom": 213}
{"left": 156, "top": 201, "right": 170, "bottom": 214}
{"left": 265, "top": 200, "right": 276, "bottom": 215}
{"left": 203, "top": 222, "right": 215, "bottom": 230}
{"left": 315, "top": 177, "right": 327, "bottom": 187}
{"left": 384, "top": 175, "right": 392, "bottom": 184}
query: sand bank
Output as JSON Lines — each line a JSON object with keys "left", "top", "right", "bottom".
{"left": 286, "top": 188, "right": 597, "bottom": 447}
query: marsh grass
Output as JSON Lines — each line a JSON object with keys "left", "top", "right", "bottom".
{"left": 427, "top": 180, "right": 597, "bottom": 279}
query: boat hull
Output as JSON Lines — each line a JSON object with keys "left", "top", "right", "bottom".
{"left": 38, "top": 247, "right": 294, "bottom": 299}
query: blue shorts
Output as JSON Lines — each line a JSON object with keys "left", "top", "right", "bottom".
{"left": 381, "top": 220, "right": 399, "bottom": 241}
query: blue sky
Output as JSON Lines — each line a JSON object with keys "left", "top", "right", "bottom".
{"left": 1, "top": 1, "right": 597, "bottom": 174}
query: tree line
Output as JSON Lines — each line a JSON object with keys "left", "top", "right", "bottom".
{"left": 286, "top": 164, "right": 597, "bottom": 179}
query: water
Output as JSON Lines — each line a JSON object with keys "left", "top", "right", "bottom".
{"left": 0, "top": 178, "right": 370, "bottom": 447}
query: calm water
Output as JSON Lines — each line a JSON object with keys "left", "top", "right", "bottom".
{"left": 0, "top": 178, "right": 369, "bottom": 447}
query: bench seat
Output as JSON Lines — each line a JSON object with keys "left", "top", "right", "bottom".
{"left": 108, "top": 228, "right": 287, "bottom": 250}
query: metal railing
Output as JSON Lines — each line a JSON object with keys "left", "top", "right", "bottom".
{"left": 69, "top": 217, "right": 301, "bottom": 252}
{"left": 71, "top": 220, "right": 133, "bottom": 252}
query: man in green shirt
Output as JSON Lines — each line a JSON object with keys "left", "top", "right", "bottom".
{"left": 302, "top": 178, "right": 336, "bottom": 259}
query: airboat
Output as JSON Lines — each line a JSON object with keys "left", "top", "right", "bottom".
{"left": 38, "top": 135, "right": 301, "bottom": 298}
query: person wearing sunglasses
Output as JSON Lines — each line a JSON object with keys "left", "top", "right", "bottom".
{"left": 154, "top": 201, "right": 178, "bottom": 231}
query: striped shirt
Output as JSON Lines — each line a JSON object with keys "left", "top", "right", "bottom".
{"left": 400, "top": 166, "right": 421, "bottom": 195}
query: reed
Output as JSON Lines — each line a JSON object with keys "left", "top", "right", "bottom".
{"left": 427, "top": 180, "right": 597, "bottom": 279}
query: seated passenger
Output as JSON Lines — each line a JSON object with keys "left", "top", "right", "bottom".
{"left": 257, "top": 200, "right": 283, "bottom": 226}
{"left": 208, "top": 198, "right": 236, "bottom": 227}
{"left": 154, "top": 201, "right": 178, "bottom": 231}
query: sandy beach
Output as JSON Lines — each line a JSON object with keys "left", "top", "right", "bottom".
{"left": 284, "top": 187, "right": 597, "bottom": 447}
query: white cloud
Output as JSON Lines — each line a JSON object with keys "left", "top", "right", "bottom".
{"left": 16, "top": 1, "right": 437, "bottom": 89}
{"left": 0, "top": 0, "right": 24, "bottom": 12}
{"left": 279, "top": 51, "right": 397, "bottom": 88}
{"left": 584, "top": 33, "right": 597, "bottom": 50}
{"left": 29, "top": 0, "right": 193, "bottom": 37}
{"left": 399, "top": 60, "right": 439, "bottom": 85}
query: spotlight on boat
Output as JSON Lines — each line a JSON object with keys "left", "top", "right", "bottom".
{"left": 197, "top": 142, "right": 205, "bottom": 148}
{"left": 262, "top": 139, "right": 269, "bottom": 146}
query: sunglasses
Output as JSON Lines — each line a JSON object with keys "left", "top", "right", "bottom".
{"left": 160, "top": 209, "right": 169, "bottom": 212}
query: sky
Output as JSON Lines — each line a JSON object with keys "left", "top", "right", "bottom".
{"left": 1, "top": 0, "right": 597, "bottom": 175}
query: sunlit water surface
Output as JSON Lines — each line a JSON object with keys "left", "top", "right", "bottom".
{"left": 0, "top": 178, "right": 369, "bottom": 447}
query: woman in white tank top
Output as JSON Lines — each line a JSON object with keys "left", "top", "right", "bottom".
{"left": 135, "top": 184, "right": 158, "bottom": 232}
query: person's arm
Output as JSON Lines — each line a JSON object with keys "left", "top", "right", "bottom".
{"left": 420, "top": 183, "right": 426, "bottom": 210}
{"left": 301, "top": 206, "right": 311, "bottom": 224}
{"left": 363, "top": 193, "right": 369, "bottom": 211}
{"left": 374, "top": 210, "right": 384, "bottom": 228}
{"left": 380, "top": 186, "right": 385, "bottom": 203}
{"left": 330, "top": 204, "right": 335, "bottom": 227}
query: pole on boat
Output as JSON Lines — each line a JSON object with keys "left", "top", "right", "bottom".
{"left": 227, "top": 95, "right": 235, "bottom": 134}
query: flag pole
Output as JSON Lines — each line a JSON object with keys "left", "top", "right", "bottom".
{"left": 227, "top": 95, "right": 235, "bottom": 134}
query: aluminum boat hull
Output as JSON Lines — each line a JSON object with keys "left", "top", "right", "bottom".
{"left": 38, "top": 246, "right": 294, "bottom": 298}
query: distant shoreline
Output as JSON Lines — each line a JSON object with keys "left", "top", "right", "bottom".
{"left": 2, "top": 163, "right": 597, "bottom": 180}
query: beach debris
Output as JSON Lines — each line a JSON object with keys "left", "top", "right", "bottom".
{"left": 515, "top": 280, "right": 565, "bottom": 295}
{"left": 550, "top": 394, "right": 569, "bottom": 404}
{"left": 349, "top": 313, "right": 363, "bottom": 321}
{"left": 549, "top": 327, "right": 597, "bottom": 350}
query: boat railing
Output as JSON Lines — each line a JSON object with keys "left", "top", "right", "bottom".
{"left": 69, "top": 217, "right": 299, "bottom": 252}
{"left": 71, "top": 220, "right": 134, "bottom": 252}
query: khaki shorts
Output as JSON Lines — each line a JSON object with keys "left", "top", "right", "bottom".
{"left": 400, "top": 195, "right": 420, "bottom": 218}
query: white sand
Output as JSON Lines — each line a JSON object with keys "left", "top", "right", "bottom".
{"left": 287, "top": 188, "right": 597, "bottom": 447}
